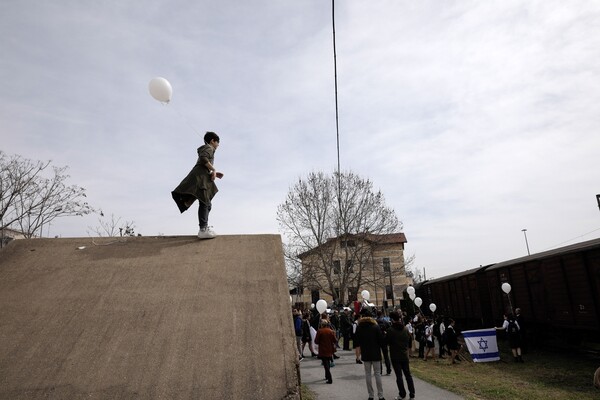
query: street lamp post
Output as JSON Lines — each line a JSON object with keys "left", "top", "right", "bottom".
{"left": 596, "top": 194, "right": 600, "bottom": 211}
{"left": 521, "top": 229, "right": 531, "bottom": 256}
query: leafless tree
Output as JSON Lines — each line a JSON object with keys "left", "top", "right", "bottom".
{"left": 406, "top": 265, "right": 425, "bottom": 284}
{"left": 87, "top": 212, "right": 137, "bottom": 237}
{"left": 0, "top": 152, "right": 94, "bottom": 242}
{"left": 277, "top": 171, "right": 404, "bottom": 304}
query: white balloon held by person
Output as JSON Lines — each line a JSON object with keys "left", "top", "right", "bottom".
{"left": 316, "top": 299, "right": 327, "bottom": 314}
{"left": 414, "top": 297, "right": 422, "bottom": 307}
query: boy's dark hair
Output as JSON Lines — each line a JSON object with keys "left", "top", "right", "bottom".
{"left": 389, "top": 311, "right": 401, "bottom": 322}
{"left": 204, "top": 131, "right": 220, "bottom": 144}
{"left": 360, "top": 308, "right": 373, "bottom": 318}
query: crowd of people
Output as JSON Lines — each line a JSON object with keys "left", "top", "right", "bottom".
{"left": 292, "top": 304, "right": 528, "bottom": 400}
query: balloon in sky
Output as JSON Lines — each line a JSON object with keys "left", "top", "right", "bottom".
{"left": 316, "top": 299, "right": 327, "bottom": 314}
{"left": 501, "top": 283, "right": 512, "bottom": 294}
{"left": 361, "top": 290, "right": 370, "bottom": 301}
{"left": 429, "top": 303, "right": 437, "bottom": 312}
{"left": 148, "top": 77, "right": 172, "bottom": 103}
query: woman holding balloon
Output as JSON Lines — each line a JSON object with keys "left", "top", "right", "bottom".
{"left": 496, "top": 313, "right": 523, "bottom": 362}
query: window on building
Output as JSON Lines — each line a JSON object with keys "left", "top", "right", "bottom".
{"left": 333, "top": 260, "right": 341, "bottom": 274}
{"left": 341, "top": 240, "right": 356, "bottom": 248}
{"left": 311, "top": 290, "right": 320, "bottom": 304}
{"left": 348, "top": 287, "right": 358, "bottom": 302}
{"left": 383, "top": 257, "right": 391, "bottom": 273}
{"left": 385, "top": 285, "right": 393, "bottom": 300}
{"left": 345, "top": 259, "right": 354, "bottom": 273}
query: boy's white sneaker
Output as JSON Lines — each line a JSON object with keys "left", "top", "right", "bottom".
{"left": 197, "top": 227, "right": 216, "bottom": 239}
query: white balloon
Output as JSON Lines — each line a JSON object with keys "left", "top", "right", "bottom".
{"left": 409, "top": 292, "right": 416, "bottom": 300}
{"left": 407, "top": 286, "right": 415, "bottom": 295}
{"left": 414, "top": 297, "right": 423, "bottom": 307}
{"left": 429, "top": 303, "right": 437, "bottom": 312}
{"left": 310, "top": 303, "right": 315, "bottom": 309}
{"left": 316, "top": 299, "right": 327, "bottom": 314}
{"left": 501, "top": 283, "right": 512, "bottom": 294}
{"left": 361, "top": 290, "right": 370, "bottom": 301}
{"left": 149, "top": 77, "right": 172, "bottom": 103}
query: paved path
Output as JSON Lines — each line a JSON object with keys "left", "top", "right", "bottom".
{"left": 300, "top": 349, "right": 464, "bottom": 400}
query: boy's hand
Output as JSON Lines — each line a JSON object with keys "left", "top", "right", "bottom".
{"left": 215, "top": 172, "right": 224, "bottom": 179}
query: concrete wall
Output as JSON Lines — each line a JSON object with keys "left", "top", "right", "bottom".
{"left": 0, "top": 235, "right": 300, "bottom": 400}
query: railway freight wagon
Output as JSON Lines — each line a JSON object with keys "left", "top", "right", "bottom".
{"left": 418, "top": 266, "right": 494, "bottom": 330}
{"left": 417, "top": 237, "right": 600, "bottom": 345}
{"left": 485, "top": 237, "right": 600, "bottom": 344}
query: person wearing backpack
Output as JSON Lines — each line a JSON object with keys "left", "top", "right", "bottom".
{"left": 445, "top": 318, "right": 461, "bottom": 364}
{"left": 433, "top": 317, "right": 446, "bottom": 359}
{"left": 496, "top": 313, "right": 523, "bottom": 362}
{"left": 423, "top": 318, "right": 436, "bottom": 361}
{"left": 293, "top": 309, "right": 303, "bottom": 360}
{"left": 376, "top": 309, "right": 392, "bottom": 375}
{"left": 386, "top": 311, "right": 416, "bottom": 399}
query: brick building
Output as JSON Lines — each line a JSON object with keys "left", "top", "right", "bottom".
{"left": 296, "top": 232, "right": 411, "bottom": 309}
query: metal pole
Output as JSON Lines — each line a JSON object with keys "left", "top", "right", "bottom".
{"left": 596, "top": 194, "right": 600, "bottom": 210}
{"left": 331, "top": 0, "right": 341, "bottom": 177}
{"left": 521, "top": 229, "right": 530, "bottom": 255}
{"left": 388, "top": 266, "right": 394, "bottom": 308}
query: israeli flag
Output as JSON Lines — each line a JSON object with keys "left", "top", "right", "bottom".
{"left": 462, "top": 329, "right": 500, "bottom": 362}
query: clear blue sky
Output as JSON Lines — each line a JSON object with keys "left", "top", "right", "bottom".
{"left": 2, "top": 1, "right": 600, "bottom": 278}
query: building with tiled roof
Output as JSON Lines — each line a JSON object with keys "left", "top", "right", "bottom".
{"left": 296, "top": 232, "right": 411, "bottom": 309}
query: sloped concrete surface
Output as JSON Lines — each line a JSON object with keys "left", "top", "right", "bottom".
{"left": 0, "top": 235, "right": 300, "bottom": 400}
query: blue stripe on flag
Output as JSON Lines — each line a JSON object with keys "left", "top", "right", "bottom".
{"left": 471, "top": 352, "right": 500, "bottom": 359}
{"left": 462, "top": 330, "right": 496, "bottom": 338}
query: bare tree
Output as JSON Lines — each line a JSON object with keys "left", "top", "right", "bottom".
{"left": 0, "top": 152, "right": 94, "bottom": 241}
{"left": 406, "top": 265, "right": 425, "bottom": 284}
{"left": 277, "top": 171, "right": 404, "bottom": 304}
{"left": 88, "top": 212, "right": 137, "bottom": 237}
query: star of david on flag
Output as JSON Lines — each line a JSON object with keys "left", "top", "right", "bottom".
{"left": 462, "top": 328, "right": 500, "bottom": 362}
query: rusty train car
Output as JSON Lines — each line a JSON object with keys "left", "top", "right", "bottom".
{"left": 416, "top": 237, "right": 600, "bottom": 344}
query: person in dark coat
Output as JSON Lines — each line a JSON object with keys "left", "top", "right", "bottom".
{"left": 293, "top": 309, "right": 303, "bottom": 360}
{"left": 376, "top": 309, "right": 392, "bottom": 375}
{"left": 386, "top": 311, "right": 415, "bottom": 400}
{"left": 496, "top": 313, "right": 523, "bottom": 362}
{"left": 314, "top": 320, "right": 338, "bottom": 384}
{"left": 354, "top": 308, "right": 386, "bottom": 400}
{"left": 171, "top": 131, "right": 223, "bottom": 239}
{"left": 340, "top": 309, "right": 353, "bottom": 351}
{"left": 515, "top": 307, "right": 528, "bottom": 353}
{"left": 301, "top": 311, "right": 316, "bottom": 357}
{"left": 445, "top": 318, "right": 461, "bottom": 364}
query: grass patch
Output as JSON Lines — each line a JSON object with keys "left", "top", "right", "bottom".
{"left": 410, "top": 342, "right": 599, "bottom": 400}
{"left": 301, "top": 384, "right": 315, "bottom": 400}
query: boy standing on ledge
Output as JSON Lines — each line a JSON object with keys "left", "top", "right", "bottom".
{"left": 172, "top": 131, "right": 224, "bottom": 239}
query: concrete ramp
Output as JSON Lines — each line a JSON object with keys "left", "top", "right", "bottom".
{"left": 0, "top": 235, "right": 300, "bottom": 400}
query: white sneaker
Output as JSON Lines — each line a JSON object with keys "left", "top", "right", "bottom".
{"left": 197, "top": 227, "right": 217, "bottom": 239}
